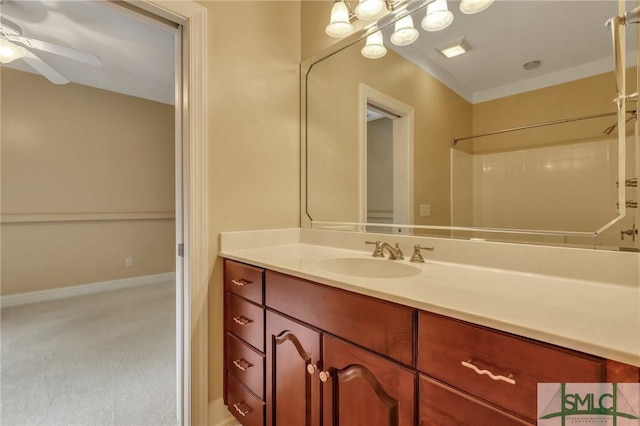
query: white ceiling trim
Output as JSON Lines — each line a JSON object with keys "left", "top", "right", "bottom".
{"left": 472, "top": 53, "right": 636, "bottom": 104}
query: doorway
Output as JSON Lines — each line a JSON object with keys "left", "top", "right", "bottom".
{"left": 0, "top": 1, "right": 207, "bottom": 424}
{"left": 360, "top": 84, "right": 414, "bottom": 233}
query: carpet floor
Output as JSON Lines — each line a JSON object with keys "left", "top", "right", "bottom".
{"left": 1, "top": 281, "right": 177, "bottom": 426}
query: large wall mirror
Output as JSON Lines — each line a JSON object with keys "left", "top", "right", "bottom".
{"left": 303, "top": 0, "right": 640, "bottom": 250}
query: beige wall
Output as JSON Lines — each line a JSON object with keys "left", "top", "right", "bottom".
{"left": 203, "top": 1, "right": 301, "bottom": 404}
{"left": 1, "top": 68, "right": 175, "bottom": 295}
{"left": 470, "top": 70, "right": 636, "bottom": 153}
{"left": 306, "top": 42, "right": 472, "bottom": 227}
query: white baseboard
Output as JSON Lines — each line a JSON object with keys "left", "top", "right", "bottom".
{"left": 209, "top": 398, "right": 238, "bottom": 426}
{"left": 1, "top": 272, "right": 176, "bottom": 309}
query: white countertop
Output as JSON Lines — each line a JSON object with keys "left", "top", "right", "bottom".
{"left": 220, "top": 230, "right": 640, "bottom": 367}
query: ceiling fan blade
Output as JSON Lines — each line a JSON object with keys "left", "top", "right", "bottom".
{"left": 22, "top": 51, "right": 69, "bottom": 85}
{"left": 22, "top": 37, "right": 102, "bottom": 67}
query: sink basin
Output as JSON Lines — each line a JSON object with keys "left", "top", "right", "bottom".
{"left": 315, "top": 257, "right": 421, "bottom": 279}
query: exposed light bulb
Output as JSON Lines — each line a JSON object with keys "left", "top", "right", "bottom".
{"left": 361, "top": 30, "right": 387, "bottom": 59}
{"left": 459, "top": 0, "right": 495, "bottom": 14}
{"left": 390, "top": 15, "right": 419, "bottom": 46}
{"left": 0, "top": 38, "right": 27, "bottom": 64}
{"left": 326, "top": 1, "right": 355, "bottom": 38}
{"left": 421, "top": 0, "right": 454, "bottom": 32}
{"left": 354, "top": 0, "right": 386, "bottom": 21}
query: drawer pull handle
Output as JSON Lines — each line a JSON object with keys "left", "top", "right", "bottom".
{"left": 231, "top": 278, "right": 251, "bottom": 287}
{"left": 461, "top": 359, "right": 516, "bottom": 385}
{"left": 232, "top": 316, "right": 252, "bottom": 326}
{"left": 232, "top": 359, "right": 252, "bottom": 371}
{"left": 232, "top": 401, "right": 252, "bottom": 417}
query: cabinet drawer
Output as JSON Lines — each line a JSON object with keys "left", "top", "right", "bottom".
{"left": 418, "top": 312, "right": 604, "bottom": 421}
{"left": 227, "top": 332, "right": 265, "bottom": 399}
{"left": 225, "top": 259, "right": 265, "bottom": 304}
{"left": 419, "top": 374, "right": 533, "bottom": 425}
{"left": 266, "top": 270, "right": 415, "bottom": 366}
{"left": 227, "top": 374, "right": 265, "bottom": 426}
{"left": 227, "top": 293, "right": 265, "bottom": 352}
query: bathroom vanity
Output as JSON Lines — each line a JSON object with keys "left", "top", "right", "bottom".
{"left": 220, "top": 229, "right": 640, "bottom": 426}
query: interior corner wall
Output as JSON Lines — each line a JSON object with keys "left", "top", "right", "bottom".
{"left": 201, "top": 0, "right": 302, "bottom": 404}
{"left": 0, "top": 68, "right": 176, "bottom": 296}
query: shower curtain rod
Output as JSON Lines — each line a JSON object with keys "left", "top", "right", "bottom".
{"left": 451, "top": 110, "right": 635, "bottom": 146}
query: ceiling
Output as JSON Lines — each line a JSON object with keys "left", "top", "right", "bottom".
{"left": 386, "top": 0, "right": 636, "bottom": 103}
{"left": 0, "top": 1, "right": 636, "bottom": 106}
{"left": 0, "top": 0, "right": 176, "bottom": 105}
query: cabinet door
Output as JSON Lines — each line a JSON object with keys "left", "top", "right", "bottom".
{"left": 322, "top": 335, "right": 416, "bottom": 426}
{"left": 266, "top": 310, "right": 321, "bottom": 426}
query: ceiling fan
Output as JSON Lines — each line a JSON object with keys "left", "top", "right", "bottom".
{"left": 0, "top": 17, "right": 102, "bottom": 84}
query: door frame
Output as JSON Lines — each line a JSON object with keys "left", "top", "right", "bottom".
{"left": 359, "top": 84, "right": 414, "bottom": 228}
{"left": 129, "top": 1, "right": 208, "bottom": 425}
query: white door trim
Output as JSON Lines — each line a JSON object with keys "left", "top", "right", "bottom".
{"left": 130, "top": 1, "right": 208, "bottom": 425}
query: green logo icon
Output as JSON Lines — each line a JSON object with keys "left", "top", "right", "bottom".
{"left": 538, "top": 383, "right": 639, "bottom": 425}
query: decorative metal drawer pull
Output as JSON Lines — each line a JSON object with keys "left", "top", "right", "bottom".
{"left": 232, "top": 316, "right": 252, "bottom": 326}
{"left": 461, "top": 359, "right": 516, "bottom": 385}
{"left": 232, "top": 358, "right": 252, "bottom": 371}
{"left": 231, "top": 278, "right": 251, "bottom": 287}
{"left": 232, "top": 401, "right": 252, "bottom": 417}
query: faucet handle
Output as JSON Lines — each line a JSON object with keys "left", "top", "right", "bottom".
{"left": 410, "top": 244, "right": 434, "bottom": 263}
{"left": 365, "top": 241, "right": 385, "bottom": 257}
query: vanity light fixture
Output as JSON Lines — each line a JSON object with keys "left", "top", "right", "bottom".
{"left": 436, "top": 37, "right": 470, "bottom": 58}
{"left": 421, "top": 0, "right": 454, "bottom": 32}
{"left": 325, "top": 0, "right": 495, "bottom": 41}
{"left": 390, "top": 14, "right": 419, "bottom": 46}
{"left": 355, "top": 0, "right": 387, "bottom": 20}
{"left": 459, "top": 0, "right": 495, "bottom": 15}
{"left": 361, "top": 28, "right": 387, "bottom": 58}
{"left": 0, "top": 38, "right": 27, "bottom": 64}
{"left": 326, "top": 0, "right": 356, "bottom": 38}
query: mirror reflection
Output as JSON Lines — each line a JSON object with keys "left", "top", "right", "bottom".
{"left": 305, "top": 0, "right": 639, "bottom": 249}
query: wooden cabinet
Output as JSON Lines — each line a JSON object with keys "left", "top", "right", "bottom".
{"left": 265, "top": 270, "right": 415, "bottom": 366}
{"left": 224, "top": 260, "right": 266, "bottom": 425}
{"left": 264, "top": 272, "right": 416, "bottom": 426}
{"left": 223, "top": 259, "right": 640, "bottom": 426}
{"left": 418, "top": 311, "right": 604, "bottom": 423}
{"left": 265, "top": 310, "right": 321, "bottom": 426}
{"left": 321, "top": 334, "right": 416, "bottom": 426}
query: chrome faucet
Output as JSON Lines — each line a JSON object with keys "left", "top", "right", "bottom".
{"left": 410, "top": 245, "right": 434, "bottom": 263}
{"left": 620, "top": 223, "right": 637, "bottom": 242}
{"left": 365, "top": 241, "right": 404, "bottom": 260}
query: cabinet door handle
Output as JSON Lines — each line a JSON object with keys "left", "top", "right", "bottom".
{"left": 231, "top": 278, "right": 251, "bottom": 287}
{"left": 232, "top": 316, "right": 252, "bottom": 326}
{"left": 461, "top": 359, "right": 516, "bottom": 385}
{"left": 232, "top": 358, "right": 252, "bottom": 371}
{"left": 232, "top": 401, "right": 252, "bottom": 417}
